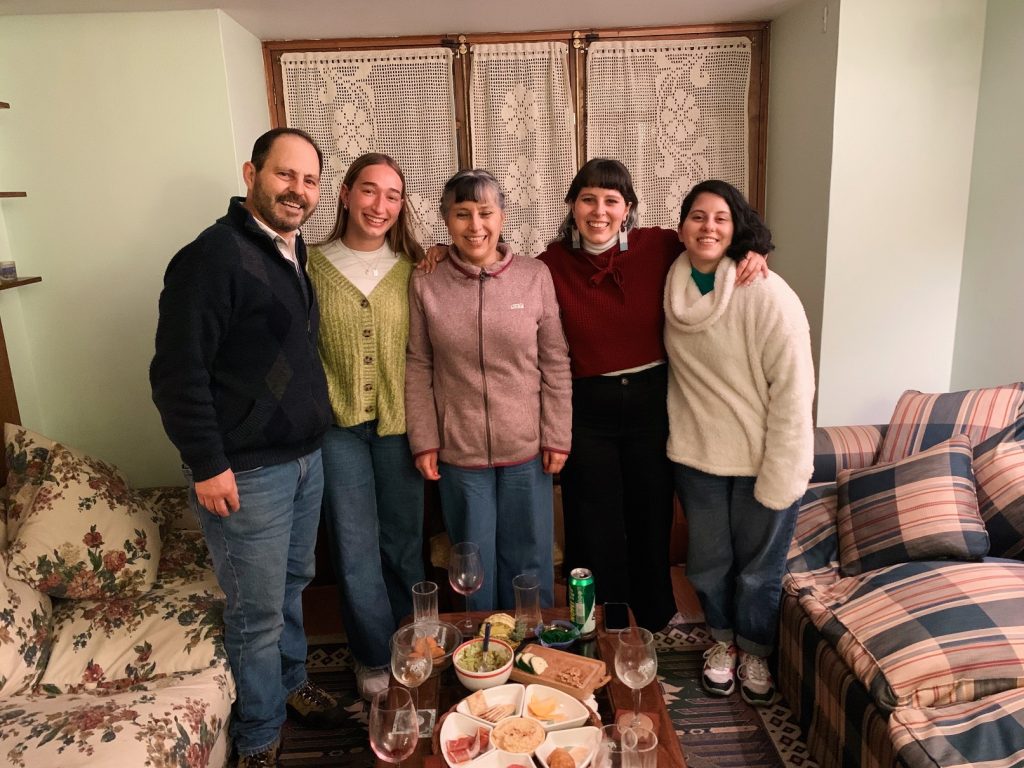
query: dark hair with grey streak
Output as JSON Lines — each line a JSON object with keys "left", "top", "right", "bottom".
{"left": 439, "top": 168, "right": 506, "bottom": 219}
{"left": 251, "top": 127, "right": 324, "bottom": 173}
{"left": 555, "top": 158, "right": 640, "bottom": 244}
{"left": 679, "top": 179, "right": 775, "bottom": 260}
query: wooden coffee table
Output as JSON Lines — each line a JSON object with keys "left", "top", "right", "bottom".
{"left": 375, "top": 606, "right": 686, "bottom": 767}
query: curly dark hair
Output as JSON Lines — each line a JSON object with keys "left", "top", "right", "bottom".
{"left": 679, "top": 180, "right": 774, "bottom": 260}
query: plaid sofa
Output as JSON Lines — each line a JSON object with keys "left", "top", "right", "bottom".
{"left": 781, "top": 414, "right": 1024, "bottom": 768}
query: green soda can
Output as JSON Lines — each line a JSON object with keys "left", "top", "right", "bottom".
{"left": 568, "top": 567, "right": 597, "bottom": 639}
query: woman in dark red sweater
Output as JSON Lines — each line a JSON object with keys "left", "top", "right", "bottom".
{"left": 537, "top": 159, "right": 765, "bottom": 631}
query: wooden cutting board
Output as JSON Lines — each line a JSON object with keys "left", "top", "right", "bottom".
{"left": 508, "top": 645, "right": 610, "bottom": 700}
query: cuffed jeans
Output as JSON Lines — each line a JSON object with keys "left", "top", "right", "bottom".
{"left": 672, "top": 463, "right": 798, "bottom": 657}
{"left": 439, "top": 455, "right": 554, "bottom": 611}
{"left": 559, "top": 364, "right": 676, "bottom": 632}
{"left": 321, "top": 422, "right": 424, "bottom": 668}
{"left": 188, "top": 449, "right": 323, "bottom": 757}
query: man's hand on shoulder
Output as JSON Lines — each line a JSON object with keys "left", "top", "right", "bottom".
{"left": 195, "top": 468, "right": 240, "bottom": 517}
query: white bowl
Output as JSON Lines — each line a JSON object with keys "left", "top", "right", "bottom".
{"left": 461, "top": 750, "right": 535, "bottom": 768}
{"left": 523, "top": 684, "right": 591, "bottom": 730}
{"left": 456, "top": 683, "right": 525, "bottom": 725}
{"left": 535, "top": 726, "right": 601, "bottom": 768}
{"left": 439, "top": 711, "right": 494, "bottom": 767}
{"left": 453, "top": 637, "right": 514, "bottom": 691}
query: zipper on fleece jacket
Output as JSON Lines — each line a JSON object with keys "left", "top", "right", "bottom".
{"left": 478, "top": 270, "right": 493, "bottom": 466}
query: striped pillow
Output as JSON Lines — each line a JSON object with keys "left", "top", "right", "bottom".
{"left": 878, "top": 383, "right": 1024, "bottom": 463}
{"left": 837, "top": 435, "right": 989, "bottom": 576}
{"left": 810, "top": 425, "right": 887, "bottom": 484}
{"left": 786, "top": 482, "right": 839, "bottom": 580}
{"left": 974, "top": 417, "right": 1024, "bottom": 559}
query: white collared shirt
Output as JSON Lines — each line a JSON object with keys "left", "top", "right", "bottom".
{"left": 251, "top": 215, "right": 300, "bottom": 269}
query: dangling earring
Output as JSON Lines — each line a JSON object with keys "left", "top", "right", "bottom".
{"left": 571, "top": 225, "right": 581, "bottom": 250}
{"left": 618, "top": 222, "right": 629, "bottom": 252}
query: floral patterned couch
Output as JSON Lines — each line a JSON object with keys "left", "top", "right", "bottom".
{"left": 0, "top": 424, "right": 234, "bottom": 767}
{"left": 779, "top": 384, "right": 1024, "bottom": 768}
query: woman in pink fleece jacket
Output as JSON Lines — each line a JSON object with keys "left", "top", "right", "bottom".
{"left": 405, "top": 169, "right": 572, "bottom": 612}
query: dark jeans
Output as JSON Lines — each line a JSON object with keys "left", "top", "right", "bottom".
{"left": 672, "top": 463, "right": 799, "bottom": 656}
{"left": 559, "top": 364, "right": 676, "bottom": 631}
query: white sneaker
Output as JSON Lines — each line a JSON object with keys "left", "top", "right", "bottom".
{"left": 701, "top": 641, "right": 737, "bottom": 696}
{"left": 353, "top": 661, "right": 390, "bottom": 702}
{"left": 738, "top": 652, "right": 775, "bottom": 706}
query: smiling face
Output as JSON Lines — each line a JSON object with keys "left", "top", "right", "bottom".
{"left": 678, "top": 191, "right": 735, "bottom": 273}
{"left": 339, "top": 162, "right": 404, "bottom": 250}
{"left": 242, "top": 133, "right": 321, "bottom": 237}
{"left": 444, "top": 191, "right": 505, "bottom": 267}
{"left": 572, "top": 186, "right": 630, "bottom": 247}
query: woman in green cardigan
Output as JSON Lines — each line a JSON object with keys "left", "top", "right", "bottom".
{"left": 307, "top": 153, "right": 425, "bottom": 700}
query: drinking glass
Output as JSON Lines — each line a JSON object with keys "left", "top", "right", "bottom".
{"left": 447, "top": 541, "right": 484, "bottom": 636}
{"left": 411, "top": 580, "right": 439, "bottom": 626}
{"left": 596, "top": 723, "right": 638, "bottom": 768}
{"left": 512, "top": 572, "right": 542, "bottom": 639}
{"left": 390, "top": 624, "right": 434, "bottom": 737}
{"left": 368, "top": 686, "right": 419, "bottom": 766}
{"left": 614, "top": 626, "right": 657, "bottom": 726}
{"left": 630, "top": 725, "right": 658, "bottom": 768}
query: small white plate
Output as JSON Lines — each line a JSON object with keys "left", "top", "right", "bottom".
{"left": 523, "top": 684, "right": 591, "bottom": 731}
{"left": 461, "top": 750, "right": 535, "bottom": 768}
{"left": 456, "top": 683, "right": 526, "bottom": 726}
{"left": 535, "top": 726, "right": 600, "bottom": 768}
{"left": 439, "top": 711, "right": 494, "bottom": 767}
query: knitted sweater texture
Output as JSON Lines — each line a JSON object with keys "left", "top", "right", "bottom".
{"left": 663, "top": 256, "right": 815, "bottom": 510}
{"left": 150, "top": 198, "right": 331, "bottom": 481}
{"left": 405, "top": 245, "right": 572, "bottom": 467}
{"left": 308, "top": 247, "right": 412, "bottom": 435}
{"left": 537, "top": 227, "right": 681, "bottom": 377}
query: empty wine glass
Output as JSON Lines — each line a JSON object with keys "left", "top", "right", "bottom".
{"left": 448, "top": 541, "right": 484, "bottom": 636}
{"left": 614, "top": 626, "right": 657, "bottom": 726}
{"left": 390, "top": 624, "right": 434, "bottom": 731}
{"left": 369, "top": 686, "right": 419, "bottom": 766}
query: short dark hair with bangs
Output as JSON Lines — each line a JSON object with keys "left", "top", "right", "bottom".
{"left": 439, "top": 168, "right": 506, "bottom": 219}
{"left": 555, "top": 158, "right": 641, "bottom": 244}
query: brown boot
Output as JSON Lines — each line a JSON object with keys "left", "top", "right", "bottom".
{"left": 286, "top": 680, "right": 346, "bottom": 729}
{"left": 237, "top": 739, "right": 281, "bottom": 768}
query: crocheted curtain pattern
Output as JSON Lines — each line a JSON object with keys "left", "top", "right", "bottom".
{"left": 586, "top": 38, "right": 751, "bottom": 229}
{"left": 281, "top": 48, "right": 458, "bottom": 246}
{"left": 469, "top": 42, "right": 577, "bottom": 257}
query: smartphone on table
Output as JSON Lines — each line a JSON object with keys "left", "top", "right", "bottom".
{"left": 603, "top": 601, "right": 630, "bottom": 632}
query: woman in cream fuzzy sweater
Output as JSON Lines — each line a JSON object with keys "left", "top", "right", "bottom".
{"left": 663, "top": 179, "right": 814, "bottom": 707}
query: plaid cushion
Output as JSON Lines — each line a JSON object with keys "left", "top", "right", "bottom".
{"left": 785, "top": 482, "right": 839, "bottom": 587}
{"left": 797, "top": 560, "right": 1024, "bottom": 712}
{"left": 878, "top": 383, "right": 1024, "bottom": 463}
{"left": 973, "top": 417, "right": 1024, "bottom": 559}
{"left": 837, "top": 436, "right": 989, "bottom": 576}
{"left": 811, "top": 425, "right": 887, "bottom": 484}
{"left": 890, "top": 687, "right": 1024, "bottom": 768}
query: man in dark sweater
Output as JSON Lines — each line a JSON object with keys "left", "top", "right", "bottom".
{"left": 151, "top": 128, "right": 339, "bottom": 768}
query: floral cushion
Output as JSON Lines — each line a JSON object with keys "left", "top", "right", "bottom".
{"left": 37, "top": 578, "right": 225, "bottom": 694}
{"left": 2, "top": 424, "right": 57, "bottom": 544}
{"left": 0, "top": 558, "right": 52, "bottom": 696}
{"left": 155, "top": 530, "right": 217, "bottom": 590}
{"left": 6, "top": 443, "right": 163, "bottom": 599}
{"left": 973, "top": 417, "right": 1024, "bottom": 559}
{"left": 0, "top": 665, "right": 232, "bottom": 768}
{"left": 877, "top": 383, "right": 1024, "bottom": 463}
{"left": 837, "top": 436, "right": 989, "bottom": 576}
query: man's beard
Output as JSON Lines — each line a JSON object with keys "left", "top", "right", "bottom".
{"left": 251, "top": 183, "right": 312, "bottom": 234}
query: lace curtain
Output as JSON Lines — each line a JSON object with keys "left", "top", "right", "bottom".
{"left": 586, "top": 38, "right": 752, "bottom": 229}
{"left": 469, "top": 42, "right": 577, "bottom": 257}
{"left": 280, "top": 48, "right": 458, "bottom": 246}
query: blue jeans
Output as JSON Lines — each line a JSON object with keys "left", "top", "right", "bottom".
{"left": 439, "top": 456, "right": 554, "bottom": 611}
{"left": 672, "top": 463, "right": 798, "bottom": 657}
{"left": 187, "top": 450, "right": 323, "bottom": 757}
{"left": 321, "top": 422, "right": 424, "bottom": 668}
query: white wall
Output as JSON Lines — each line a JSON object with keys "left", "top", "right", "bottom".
{"left": 764, "top": 0, "right": 840, "bottom": 385}
{"left": 951, "top": 0, "right": 1024, "bottom": 390}
{"left": 219, "top": 12, "right": 272, "bottom": 180}
{"left": 0, "top": 10, "right": 267, "bottom": 485}
{"left": 815, "top": 0, "right": 986, "bottom": 425}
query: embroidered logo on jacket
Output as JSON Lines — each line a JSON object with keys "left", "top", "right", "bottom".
{"left": 510, "top": 303, "right": 525, "bottom": 310}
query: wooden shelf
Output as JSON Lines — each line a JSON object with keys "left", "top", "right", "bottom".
{"left": 0, "top": 192, "right": 26, "bottom": 198}
{"left": 0, "top": 276, "right": 41, "bottom": 291}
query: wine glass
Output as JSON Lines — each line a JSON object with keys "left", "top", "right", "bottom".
{"left": 614, "top": 626, "right": 657, "bottom": 726}
{"left": 390, "top": 624, "right": 434, "bottom": 735}
{"left": 368, "top": 686, "right": 419, "bottom": 766}
{"left": 448, "top": 541, "right": 484, "bottom": 636}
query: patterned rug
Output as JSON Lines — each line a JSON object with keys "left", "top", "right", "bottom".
{"left": 279, "top": 617, "right": 818, "bottom": 767}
